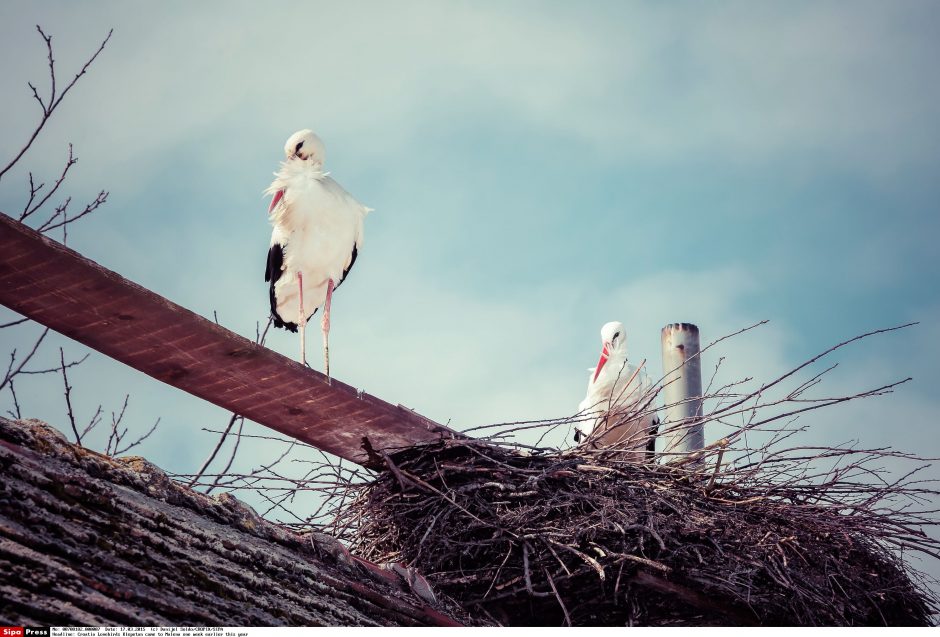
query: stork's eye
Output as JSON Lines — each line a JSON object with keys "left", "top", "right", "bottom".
{"left": 295, "top": 141, "right": 304, "bottom": 154}
{"left": 613, "top": 331, "right": 621, "bottom": 340}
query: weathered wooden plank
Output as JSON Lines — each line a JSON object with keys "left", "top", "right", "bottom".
{"left": 0, "top": 214, "right": 458, "bottom": 466}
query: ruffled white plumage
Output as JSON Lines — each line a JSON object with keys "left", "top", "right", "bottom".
{"left": 575, "top": 322, "right": 656, "bottom": 453}
{"left": 266, "top": 159, "right": 371, "bottom": 325}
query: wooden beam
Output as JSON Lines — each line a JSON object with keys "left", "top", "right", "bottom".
{"left": 0, "top": 214, "right": 458, "bottom": 466}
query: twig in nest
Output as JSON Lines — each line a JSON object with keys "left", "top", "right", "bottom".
{"left": 705, "top": 439, "right": 728, "bottom": 492}
{"left": 543, "top": 566, "right": 571, "bottom": 627}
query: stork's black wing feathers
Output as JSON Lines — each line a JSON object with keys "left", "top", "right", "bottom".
{"left": 265, "top": 243, "right": 298, "bottom": 332}
{"left": 264, "top": 243, "right": 282, "bottom": 284}
{"left": 334, "top": 244, "right": 358, "bottom": 291}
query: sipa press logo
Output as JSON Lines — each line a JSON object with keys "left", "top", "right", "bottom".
{"left": 1, "top": 629, "right": 46, "bottom": 637}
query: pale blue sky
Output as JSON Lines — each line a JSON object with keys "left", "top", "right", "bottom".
{"left": 1, "top": 0, "right": 939, "bottom": 581}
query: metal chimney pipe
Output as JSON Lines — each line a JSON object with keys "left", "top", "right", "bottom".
{"left": 660, "top": 323, "right": 704, "bottom": 458}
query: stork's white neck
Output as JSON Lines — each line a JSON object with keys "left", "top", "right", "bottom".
{"left": 278, "top": 158, "right": 327, "bottom": 180}
{"left": 608, "top": 343, "right": 628, "bottom": 362}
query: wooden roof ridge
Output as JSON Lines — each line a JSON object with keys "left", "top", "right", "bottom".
{"left": 0, "top": 415, "right": 469, "bottom": 626}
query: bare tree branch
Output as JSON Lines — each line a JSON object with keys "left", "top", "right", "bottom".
{"left": 0, "top": 317, "right": 29, "bottom": 329}
{"left": 105, "top": 394, "right": 130, "bottom": 455}
{"left": 37, "top": 189, "right": 108, "bottom": 234}
{"left": 81, "top": 405, "right": 103, "bottom": 439}
{"left": 20, "top": 144, "right": 77, "bottom": 221}
{"left": 210, "top": 416, "right": 246, "bottom": 491}
{"left": 1, "top": 24, "right": 160, "bottom": 466}
{"left": 17, "top": 353, "right": 90, "bottom": 376}
{"left": 0, "top": 328, "right": 49, "bottom": 393}
{"left": 189, "top": 412, "right": 240, "bottom": 488}
{"left": 114, "top": 417, "right": 161, "bottom": 456}
{"left": 59, "top": 346, "right": 81, "bottom": 445}
{"left": 7, "top": 378, "right": 22, "bottom": 420}
{"left": 0, "top": 26, "right": 113, "bottom": 182}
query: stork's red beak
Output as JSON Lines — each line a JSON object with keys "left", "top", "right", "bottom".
{"left": 268, "top": 189, "right": 284, "bottom": 215}
{"left": 592, "top": 342, "right": 610, "bottom": 383}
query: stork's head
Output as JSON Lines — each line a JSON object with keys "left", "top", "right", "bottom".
{"left": 592, "top": 321, "right": 627, "bottom": 383}
{"left": 284, "top": 129, "right": 326, "bottom": 166}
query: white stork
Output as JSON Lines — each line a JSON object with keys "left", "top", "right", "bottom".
{"left": 574, "top": 321, "right": 658, "bottom": 459}
{"left": 264, "top": 129, "right": 372, "bottom": 378}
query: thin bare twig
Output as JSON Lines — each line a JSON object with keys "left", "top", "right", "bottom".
{"left": 189, "top": 412, "right": 240, "bottom": 488}
{"left": 20, "top": 144, "right": 77, "bottom": 221}
{"left": 0, "top": 317, "right": 30, "bottom": 329}
{"left": 59, "top": 347, "right": 81, "bottom": 445}
{"left": 0, "top": 26, "right": 113, "bottom": 182}
{"left": 7, "top": 377, "right": 22, "bottom": 419}
{"left": 114, "top": 417, "right": 161, "bottom": 456}
{"left": 0, "top": 328, "right": 50, "bottom": 393}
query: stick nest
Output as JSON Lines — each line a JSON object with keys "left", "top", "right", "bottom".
{"left": 337, "top": 438, "right": 938, "bottom": 627}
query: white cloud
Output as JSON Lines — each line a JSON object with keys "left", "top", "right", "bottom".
{"left": 4, "top": 0, "right": 938, "bottom": 198}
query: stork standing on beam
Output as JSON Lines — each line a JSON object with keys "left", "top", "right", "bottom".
{"left": 264, "top": 129, "right": 372, "bottom": 378}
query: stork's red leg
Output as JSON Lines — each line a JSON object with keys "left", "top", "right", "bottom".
{"left": 322, "top": 278, "right": 334, "bottom": 381}
{"left": 297, "top": 271, "right": 306, "bottom": 366}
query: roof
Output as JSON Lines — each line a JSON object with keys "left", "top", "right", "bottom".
{"left": 0, "top": 416, "right": 469, "bottom": 626}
